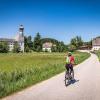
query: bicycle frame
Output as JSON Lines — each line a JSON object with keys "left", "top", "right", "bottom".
{"left": 65, "top": 68, "right": 74, "bottom": 86}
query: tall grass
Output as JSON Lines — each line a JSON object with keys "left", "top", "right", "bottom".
{"left": 94, "top": 50, "right": 100, "bottom": 61}
{"left": 0, "top": 52, "right": 90, "bottom": 98}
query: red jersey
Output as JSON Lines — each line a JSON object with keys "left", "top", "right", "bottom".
{"left": 69, "top": 56, "right": 75, "bottom": 64}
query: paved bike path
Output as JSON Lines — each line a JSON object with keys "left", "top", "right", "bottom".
{"left": 2, "top": 53, "right": 100, "bottom": 100}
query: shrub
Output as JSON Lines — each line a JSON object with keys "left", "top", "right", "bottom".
{"left": 0, "top": 42, "right": 9, "bottom": 53}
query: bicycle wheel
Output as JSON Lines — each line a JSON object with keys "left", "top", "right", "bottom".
{"left": 70, "top": 70, "right": 74, "bottom": 80}
{"left": 65, "top": 71, "right": 69, "bottom": 86}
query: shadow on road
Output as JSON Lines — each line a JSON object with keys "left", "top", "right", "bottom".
{"left": 65, "top": 79, "right": 79, "bottom": 87}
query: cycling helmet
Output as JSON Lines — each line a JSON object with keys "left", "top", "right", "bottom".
{"left": 68, "top": 52, "right": 72, "bottom": 56}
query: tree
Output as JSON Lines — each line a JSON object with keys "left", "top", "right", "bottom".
{"left": 55, "top": 41, "right": 67, "bottom": 52}
{"left": 71, "top": 38, "right": 77, "bottom": 47}
{"left": 59, "top": 41, "right": 65, "bottom": 52}
{"left": 27, "top": 36, "right": 33, "bottom": 49}
{"left": 84, "top": 40, "right": 92, "bottom": 46}
{"left": 24, "top": 46, "right": 30, "bottom": 52}
{"left": 68, "top": 44, "right": 76, "bottom": 52}
{"left": 24, "top": 36, "right": 28, "bottom": 49}
{"left": 0, "top": 42, "right": 9, "bottom": 53}
{"left": 24, "top": 36, "right": 33, "bottom": 52}
{"left": 33, "top": 32, "right": 42, "bottom": 52}
{"left": 13, "top": 42, "right": 20, "bottom": 53}
{"left": 51, "top": 46, "right": 57, "bottom": 52}
{"left": 70, "top": 36, "right": 83, "bottom": 49}
{"left": 76, "top": 36, "right": 83, "bottom": 47}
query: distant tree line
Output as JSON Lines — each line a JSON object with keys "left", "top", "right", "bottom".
{"left": 0, "top": 32, "right": 92, "bottom": 53}
{"left": 24, "top": 32, "right": 68, "bottom": 52}
{"left": 68, "top": 36, "right": 92, "bottom": 52}
{"left": 24, "top": 33, "right": 90, "bottom": 53}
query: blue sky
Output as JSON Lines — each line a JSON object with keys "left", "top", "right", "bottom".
{"left": 0, "top": 0, "right": 100, "bottom": 44}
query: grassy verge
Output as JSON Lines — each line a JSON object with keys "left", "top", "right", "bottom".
{"left": 0, "top": 51, "right": 90, "bottom": 98}
{"left": 93, "top": 50, "right": 100, "bottom": 61}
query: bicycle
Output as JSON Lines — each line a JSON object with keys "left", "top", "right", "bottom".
{"left": 65, "top": 68, "right": 74, "bottom": 86}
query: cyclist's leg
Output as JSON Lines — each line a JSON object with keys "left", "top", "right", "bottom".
{"left": 65, "top": 64, "right": 70, "bottom": 78}
{"left": 70, "top": 64, "right": 74, "bottom": 79}
{"left": 65, "top": 63, "right": 69, "bottom": 72}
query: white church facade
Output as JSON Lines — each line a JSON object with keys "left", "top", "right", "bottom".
{"left": 0, "top": 25, "right": 24, "bottom": 52}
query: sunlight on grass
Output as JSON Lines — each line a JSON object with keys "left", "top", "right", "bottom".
{"left": 0, "top": 52, "right": 90, "bottom": 98}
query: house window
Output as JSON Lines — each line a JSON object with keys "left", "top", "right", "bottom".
{"left": 10, "top": 42, "right": 13, "bottom": 45}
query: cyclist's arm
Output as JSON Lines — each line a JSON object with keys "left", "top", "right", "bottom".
{"left": 73, "top": 57, "right": 78, "bottom": 66}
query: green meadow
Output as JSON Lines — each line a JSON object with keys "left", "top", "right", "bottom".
{"left": 0, "top": 52, "right": 90, "bottom": 98}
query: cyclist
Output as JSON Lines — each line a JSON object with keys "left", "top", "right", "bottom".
{"left": 65, "top": 52, "right": 75, "bottom": 80}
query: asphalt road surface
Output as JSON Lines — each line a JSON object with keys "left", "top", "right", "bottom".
{"left": 2, "top": 53, "right": 100, "bottom": 100}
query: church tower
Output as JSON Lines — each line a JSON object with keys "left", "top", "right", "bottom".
{"left": 19, "top": 25, "right": 24, "bottom": 36}
{"left": 15, "top": 25, "right": 24, "bottom": 52}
